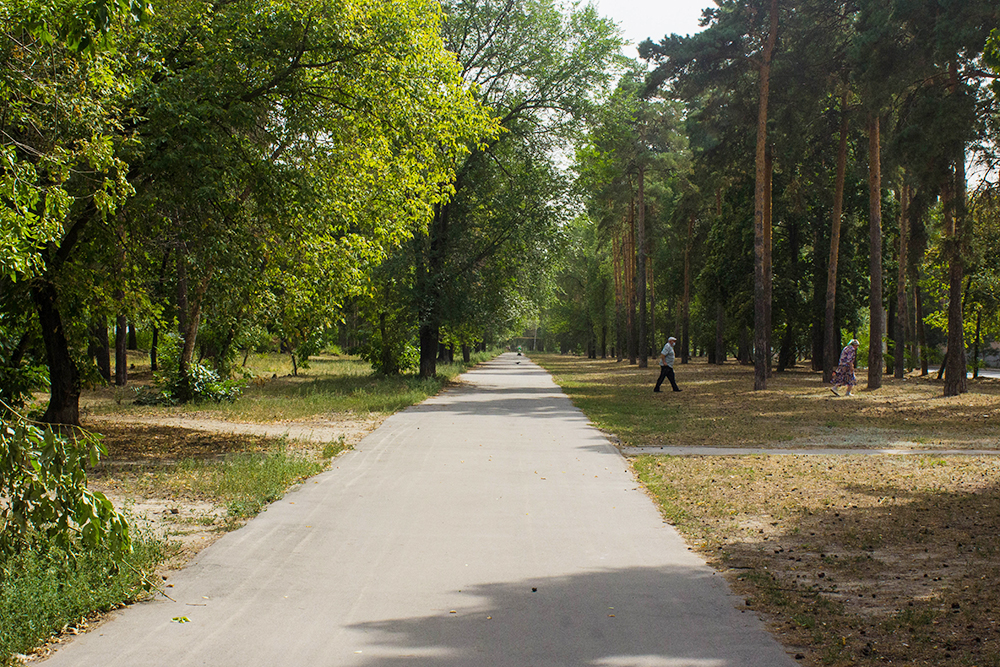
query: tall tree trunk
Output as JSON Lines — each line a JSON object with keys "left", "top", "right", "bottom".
{"left": 627, "top": 203, "right": 637, "bottom": 365}
{"left": 753, "top": 0, "right": 778, "bottom": 390}
{"left": 824, "top": 91, "right": 850, "bottom": 382}
{"left": 33, "top": 281, "right": 80, "bottom": 425}
{"left": 637, "top": 169, "right": 648, "bottom": 368}
{"left": 943, "top": 66, "right": 968, "bottom": 396}
{"left": 764, "top": 141, "right": 774, "bottom": 378}
{"left": 867, "top": 112, "right": 884, "bottom": 388}
{"left": 648, "top": 237, "right": 656, "bottom": 358}
{"left": 682, "top": 214, "right": 694, "bottom": 364}
{"left": 613, "top": 234, "right": 624, "bottom": 362}
{"left": 894, "top": 184, "right": 909, "bottom": 379}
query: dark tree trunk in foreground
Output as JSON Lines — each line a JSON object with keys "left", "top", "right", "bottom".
{"left": 33, "top": 281, "right": 81, "bottom": 425}
{"left": 867, "top": 113, "right": 884, "bottom": 389}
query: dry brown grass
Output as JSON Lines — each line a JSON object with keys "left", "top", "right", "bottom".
{"left": 534, "top": 354, "right": 1000, "bottom": 667}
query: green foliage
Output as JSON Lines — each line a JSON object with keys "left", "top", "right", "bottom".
{"left": 0, "top": 409, "right": 130, "bottom": 560}
{"left": 0, "top": 530, "right": 162, "bottom": 665}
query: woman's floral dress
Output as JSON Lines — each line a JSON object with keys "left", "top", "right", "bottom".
{"left": 831, "top": 344, "right": 857, "bottom": 387}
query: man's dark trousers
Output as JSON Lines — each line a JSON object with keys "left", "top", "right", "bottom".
{"left": 655, "top": 365, "right": 679, "bottom": 392}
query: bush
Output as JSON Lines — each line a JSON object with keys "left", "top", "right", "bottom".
{"left": 136, "top": 331, "right": 246, "bottom": 404}
{"left": 0, "top": 531, "right": 163, "bottom": 664}
{"left": 1, "top": 411, "right": 131, "bottom": 560}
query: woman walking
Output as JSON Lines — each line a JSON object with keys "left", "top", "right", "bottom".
{"left": 831, "top": 339, "right": 860, "bottom": 396}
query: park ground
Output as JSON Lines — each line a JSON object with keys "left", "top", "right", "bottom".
{"left": 19, "top": 352, "right": 1000, "bottom": 666}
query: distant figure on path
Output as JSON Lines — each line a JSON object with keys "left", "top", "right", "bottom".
{"left": 830, "top": 339, "right": 860, "bottom": 396}
{"left": 654, "top": 336, "right": 681, "bottom": 393}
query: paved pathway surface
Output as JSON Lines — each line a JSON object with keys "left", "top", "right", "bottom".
{"left": 44, "top": 354, "right": 796, "bottom": 667}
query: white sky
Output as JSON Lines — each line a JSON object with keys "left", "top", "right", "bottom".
{"left": 589, "top": 0, "right": 712, "bottom": 57}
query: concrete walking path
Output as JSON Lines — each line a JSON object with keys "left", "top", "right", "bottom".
{"left": 43, "top": 353, "right": 796, "bottom": 667}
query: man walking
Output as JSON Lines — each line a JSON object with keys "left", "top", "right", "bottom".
{"left": 654, "top": 336, "right": 681, "bottom": 392}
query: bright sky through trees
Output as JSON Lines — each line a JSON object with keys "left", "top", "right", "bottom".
{"left": 589, "top": 0, "right": 710, "bottom": 55}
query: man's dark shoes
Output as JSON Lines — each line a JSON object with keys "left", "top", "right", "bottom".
{"left": 653, "top": 388, "right": 661, "bottom": 393}
{"left": 673, "top": 388, "right": 682, "bottom": 392}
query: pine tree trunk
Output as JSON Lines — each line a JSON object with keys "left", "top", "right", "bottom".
{"left": 894, "top": 184, "right": 909, "bottom": 379}
{"left": 943, "top": 65, "right": 967, "bottom": 396}
{"left": 753, "top": 0, "right": 778, "bottom": 390}
{"left": 867, "top": 113, "right": 884, "bottom": 389}
{"left": 682, "top": 213, "right": 694, "bottom": 364}
{"left": 764, "top": 142, "right": 773, "bottom": 378}
{"left": 613, "top": 234, "right": 624, "bottom": 362}
{"left": 637, "top": 169, "right": 647, "bottom": 368}
{"left": 627, "top": 204, "right": 637, "bottom": 365}
{"left": 824, "top": 91, "right": 850, "bottom": 382}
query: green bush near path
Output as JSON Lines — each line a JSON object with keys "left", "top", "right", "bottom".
{"left": 0, "top": 533, "right": 164, "bottom": 666}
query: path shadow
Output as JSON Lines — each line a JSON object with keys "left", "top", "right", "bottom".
{"left": 347, "top": 566, "right": 787, "bottom": 667}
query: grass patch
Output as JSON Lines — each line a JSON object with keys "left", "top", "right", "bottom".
{"left": 82, "top": 351, "right": 499, "bottom": 422}
{"left": 0, "top": 531, "right": 164, "bottom": 665}
{"left": 171, "top": 445, "right": 325, "bottom": 520}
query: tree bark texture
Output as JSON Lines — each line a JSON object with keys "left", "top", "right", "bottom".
{"left": 626, "top": 203, "right": 637, "bottom": 365}
{"left": 943, "top": 63, "right": 967, "bottom": 396}
{"left": 32, "top": 281, "right": 81, "bottom": 425}
{"left": 752, "top": 0, "right": 778, "bottom": 390}
{"left": 867, "top": 113, "right": 884, "bottom": 388}
{"left": 682, "top": 213, "right": 694, "bottom": 364}
{"left": 894, "top": 184, "right": 909, "bottom": 378}
{"left": 636, "top": 169, "right": 647, "bottom": 368}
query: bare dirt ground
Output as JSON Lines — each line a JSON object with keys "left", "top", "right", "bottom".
{"left": 83, "top": 415, "right": 385, "bottom": 573}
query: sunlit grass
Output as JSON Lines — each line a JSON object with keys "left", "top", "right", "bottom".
{"left": 83, "top": 351, "right": 500, "bottom": 422}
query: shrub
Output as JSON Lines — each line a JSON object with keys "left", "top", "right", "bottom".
{"left": 1, "top": 410, "right": 131, "bottom": 560}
